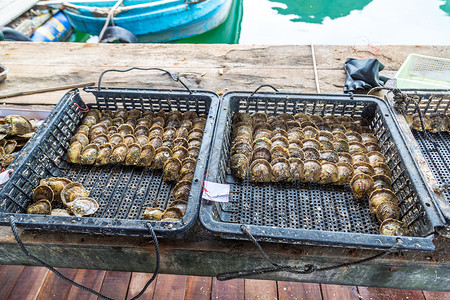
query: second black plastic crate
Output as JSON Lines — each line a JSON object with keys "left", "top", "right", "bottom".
{"left": 0, "top": 87, "right": 219, "bottom": 238}
{"left": 200, "top": 91, "right": 445, "bottom": 250}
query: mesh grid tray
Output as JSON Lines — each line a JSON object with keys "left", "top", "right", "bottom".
{"left": 399, "top": 89, "right": 450, "bottom": 222}
{"left": 200, "top": 91, "right": 444, "bottom": 250}
{"left": 0, "top": 87, "right": 219, "bottom": 238}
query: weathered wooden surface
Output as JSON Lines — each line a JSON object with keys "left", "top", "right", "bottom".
{"left": 0, "top": 42, "right": 449, "bottom": 291}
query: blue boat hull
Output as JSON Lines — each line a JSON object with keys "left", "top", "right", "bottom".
{"left": 64, "top": 0, "right": 233, "bottom": 42}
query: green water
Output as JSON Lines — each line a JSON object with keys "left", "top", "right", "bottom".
{"left": 73, "top": 0, "right": 450, "bottom": 44}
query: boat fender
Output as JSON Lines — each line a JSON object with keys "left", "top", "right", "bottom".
{"left": 100, "top": 26, "right": 138, "bottom": 43}
{"left": 0, "top": 27, "right": 32, "bottom": 41}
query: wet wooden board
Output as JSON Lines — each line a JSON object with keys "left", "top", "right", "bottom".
{"left": 66, "top": 269, "right": 106, "bottom": 300}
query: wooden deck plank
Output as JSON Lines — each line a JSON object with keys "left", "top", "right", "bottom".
{"left": 8, "top": 266, "right": 48, "bottom": 300}
{"left": 0, "top": 265, "right": 25, "bottom": 299}
{"left": 357, "top": 286, "right": 427, "bottom": 300}
{"left": 66, "top": 269, "right": 107, "bottom": 300}
{"left": 211, "top": 278, "right": 245, "bottom": 300}
{"left": 184, "top": 276, "right": 213, "bottom": 300}
{"left": 127, "top": 272, "right": 157, "bottom": 300}
{"left": 245, "top": 279, "right": 277, "bottom": 300}
{"left": 99, "top": 271, "right": 132, "bottom": 300}
{"left": 423, "top": 290, "right": 450, "bottom": 300}
{"left": 36, "top": 267, "right": 78, "bottom": 300}
{"left": 153, "top": 274, "right": 187, "bottom": 300}
{"left": 321, "top": 284, "right": 360, "bottom": 300}
{"left": 277, "top": 281, "right": 322, "bottom": 300}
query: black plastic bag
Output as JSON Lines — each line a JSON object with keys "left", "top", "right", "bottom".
{"left": 344, "top": 58, "right": 388, "bottom": 93}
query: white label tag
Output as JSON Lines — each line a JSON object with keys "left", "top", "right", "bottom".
{"left": 0, "top": 169, "right": 12, "bottom": 186}
{"left": 202, "top": 181, "right": 230, "bottom": 202}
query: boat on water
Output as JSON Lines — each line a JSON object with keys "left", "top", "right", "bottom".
{"left": 61, "top": 0, "right": 234, "bottom": 42}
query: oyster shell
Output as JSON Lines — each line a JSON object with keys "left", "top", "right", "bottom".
{"left": 172, "top": 146, "right": 189, "bottom": 161}
{"left": 376, "top": 201, "right": 401, "bottom": 223}
{"left": 369, "top": 188, "right": 399, "bottom": 214}
{"left": 108, "top": 133, "right": 124, "bottom": 146}
{"left": 183, "top": 111, "right": 198, "bottom": 121}
{"left": 333, "top": 139, "right": 349, "bottom": 152}
{"left": 343, "top": 122, "right": 362, "bottom": 133}
{"left": 323, "top": 115, "right": 339, "bottom": 125}
{"left": 135, "top": 125, "right": 150, "bottom": 137}
{"left": 294, "top": 112, "right": 310, "bottom": 123}
{"left": 361, "top": 133, "right": 378, "bottom": 144}
{"left": 231, "top": 153, "right": 249, "bottom": 179}
{"left": 81, "top": 115, "right": 97, "bottom": 127}
{"left": 253, "top": 129, "right": 273, "bottom": 140}
{"left": 379, "top": 219, "right": 408, "bottom": 236}
{"left": 152, "top": 116, "right": 165, "bottom": 128}
{"left": 303, "top": 126, "right": 320, "bottom": 139}
{"left": 66, "top": 197, "right": 99, "bottom": 217}
{"left": 288, "top": 139, "right": 303, "bottom": 149}
{"left": 162, "top": 207, "right": 184, "bottom": 221}
{"left": 309, "top": 115, "right": 324, "bottom": 125}
{"left": 110, "top": 143, "right": 128, "bottom": 164}
{"left": 251, "top": 112, "right": 268, "bottom": 124}
{"left": 350, "top": 173, "right": 374, "bottom": 199}
{"left": 98, "top": 117, "right": 112, "bottom": 127}
{"left": 188, "top": 146, "right": 200, "bottom": 159}
{"left": 372, "top": 174, "right": 392, "bottom": 191}
{"left": 70, "top": 133, "right": 89, "bottom": 148}
{"left": 288, "top": 146, "right": 304, "bottom": 160}
{"left": 318, "top": 162, "right": 339, "bottom": 184}
{"left": 345, "top": 131, "right": 363, "bottom": 143}
{"left": 333, "top": 131, "right": 348, "bottom": 141}
{"left": 111, "top": 117, "right": 124, "bottom": 127}
{"left": 349, "top": 142, "right": 368, "bottom": 153}
{"left": 80, "top": 144, "right": 99, "bottom": 165}
{"left": 148, "top": 125, "right": 164, "bottom": 139}
{"left": 136, "top": 135, "right": 149, "bottom": 146}
{"left": 272, "top": 129, "right": 288, "bottom": 140}
{"left": 270, "top": 145, "right": 290, "bottom": 160}
{"left": 67, "top": 142, "right": 83, "bottom": 164}
{"left": 27, "top": 199, "right": 51, "bottom": 215}
{"left": 123, "top": 134, "right": 136, "bottom": 145}
{"left": 252, "top": 147, "right": 271, "bottom": 161}
{"left": 148, "top": 137, "right": 163, "bottom": 149}
{"left": 367, "top": 151, "right": 386, "bottom": 165}
{"left": 188, "top": 137, "right": 202, "bottom": 148}
{"left": 137, "top": 144, "right": 156, "bottom": 167}
{"left": 231, "top": 142, "right": 252, "bottom": 158}
{"left": 301, "top": 159, "right": 322, "bottom": 182}
{"left": 75, "top": 125, "right": 90, "bottom": 137}
{"left": 176, "top": 127, "right": 190, "bottom": 139}
{"left": 192, "top": 117, "right": 206, "bottom": 130}
{"left": 330, "top": 124, "right": 346, "bottom": 133}
{"left": 271, "top": 120, "right": 287, "bottom": 131}
{"left": 373, "top": 162, "right": 393, "bottom": 178}
{"left": 172, "top": 180, "right": 192, "bottom": 202}
{"left": 152, "top": 146, "right": 173, "bottom": 169}
{"left": 336, "top": 162, "right": 353, "bottom": 185}
{"left": 163, "top": 126, "right": 177, "bottom": 141}
{"left": 289, "top": 158, "right": 304, "bottom": 181}
{"left": 302, "top": 147, "right": 320, "bottom": 160}
{"left": 320, "top": 140, "right": 335, "bottom": 151}
{"left": 318, "top": 131, "right": 334, "bottom": 142}
{"left": 33, "top": 185, "right": 54, "bottom": 203}
{"left": 302, "top": 138, "right": 321, "bottom": 150}
{"left": 271, "top": 136, "right": 289, "bottom": 149}
{"left": 118, "top": 124, "right": 134, "bottom": 136}
{"left": 114, "top": 109, "right": 128, "bottom": 119}
{"left": 91, "top": 133, "right": 108, "bottom": 146}
{"left": 124, "top": 143, "right": 141, "bottom": 166}
{"left": 364, "top": 142, "right": 381, "bottom": 152}
{"left": 61, "top": 182, "right": 89, "bottom": 205}
{"left": 180, "top": 171, "right": 194, "bottom": 182}
{"left": 188, "top": 128, "right": 204, "bottom": 141}
{"left": 4, "top": 140, "right": 17, "bottom": 154}
{"left": 338, "top": 152, "right": 353, "bottom": 164}
{"left": 278, "top": 113, "right": 294, "bottom": 121}
{"left": 249, "top": 159, "right": 271, "bottom": 182}
{"left": 89, "top": 124, "right": 107, "bottom": 139}
{"left": 353, "top": 161, "right": 375, "bottom": 176}
{"left": 95, "top": 143, "right": 113, "bottom": 166}
{"left": 180, "top": 158, "right": 196, "bottom": 175}
{"left": 252, "top": 138, "right": 272, "bottom": 151}
{"left": 271, "top": 157, "right": 290, "bottom": 182}
{"left": 163, "top": 157, "right": 182, "bottom": 181}
{"left": 162, "top": 139, "right": 174, "bottom": 149}
{"left": 319, "top": 150, "right": 339, "bottom": 164}
{"left": 136, "top": 117, "right": 152, "bottom": 128}
{"left": 336, "top": 116, "right": 354, "bottom": 123}
{"left": 286, "top": 120, "right": 301, "bottom": 130}
{"left": 40, "top": 177, "right": 72, "bottom": 202}
{"left": 351, "top": 152, "right": 369, "bottom": 165}
{"left": 142, "top": 207, "right": 165, "bottom": 220}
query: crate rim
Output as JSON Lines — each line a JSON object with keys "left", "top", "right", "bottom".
{"left": 0, "top": 87, "right": 221, "bottom": 238}
{"left": 199, "top": 90, "right": 445, "bottom": 251}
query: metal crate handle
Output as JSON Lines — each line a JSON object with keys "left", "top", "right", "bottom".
{"left": 249, "top": 84, "right": 279, "bottom": 96}
{"left": 8, "top": 216, "right": 160, "bottom": 300}
{"left": 97, "top": 67, "right": 192, "bottom": 93}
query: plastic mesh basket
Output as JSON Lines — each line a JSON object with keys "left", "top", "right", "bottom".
{"left": 395, "top": 54, "right": 450, "bottom": 89}
{"left": 200, "top": 91, "right": 444, "bottom": 250}
{"left": 0, "top": 87, "right": 219, "bottom": 238}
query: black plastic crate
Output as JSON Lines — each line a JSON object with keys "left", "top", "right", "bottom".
{"left": 397, "top": 89, "right": 450, "bottom": 221}
{"left": 200, "top": 91, "right": 445, "bottom": 250}
{"left": 0, "top": 87, "right": 219, "bottom": 238}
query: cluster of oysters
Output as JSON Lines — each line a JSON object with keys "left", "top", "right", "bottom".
{"left": 26, "top": 177, "right": 99, "bottom": 217}
{"left": 0, "top": 115, "right": 38, "bottom": 168}
{"left": 405, "top": 112, "right": 450, "bottom": 133}
{"left": 230, "top": 111, "right": 408, "bottom": 236}
{"left": 67, "top": 108, "right": 206, "bottom": 222}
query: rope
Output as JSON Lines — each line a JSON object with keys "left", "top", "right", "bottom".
{"left": 310, "top": 44, "right": 321, "bottom": 93}
{"left": 98, "top": 0, "right": 124, "bottom": 42}
{"left": 9, "top": 216, "right": 160, "bottom": 300}
{"left": 216, "top": 225, "right": 403, "bottom": 281}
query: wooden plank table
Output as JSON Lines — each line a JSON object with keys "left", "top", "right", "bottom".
{"left": 0, "top": 42, "right": 449, "bottom": 291}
